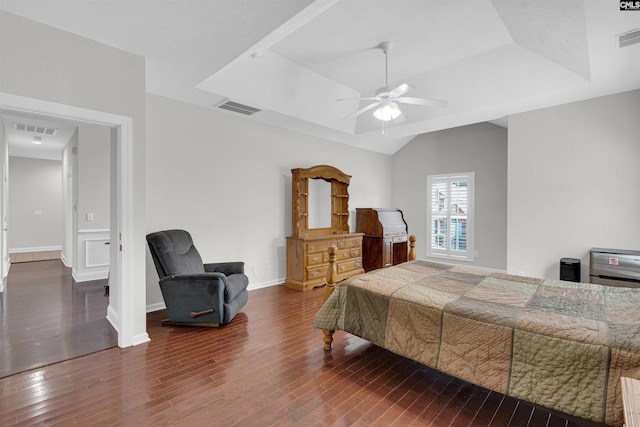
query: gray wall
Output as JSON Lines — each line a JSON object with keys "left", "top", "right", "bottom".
{"left": 392, "top": 122, "right": 508, "bottom": 270}
{"left": 507, "top": 89, "right": 640, "bottom": 280}
{"left": 8, "top": 156, "right": 63, "bottom": 250}
{"left": 145, "top": 94, "right": 393, "bottom": 306}
{"left": 77, "top": 122, "right": 110, "bottom": 231}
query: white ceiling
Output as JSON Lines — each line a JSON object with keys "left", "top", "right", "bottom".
{"left": 1, "top": 0, "right": 639, "bottom": 155}
{"left": 1, "top": 112, "right": 77, "bottom": 161}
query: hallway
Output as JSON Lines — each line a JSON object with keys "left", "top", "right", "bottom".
{"left": 0, "top": 259, "right": 116, "bottom": 378}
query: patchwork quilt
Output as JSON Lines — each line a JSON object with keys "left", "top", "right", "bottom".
{"left": 313, "top": 260, "right": 640, "bottom": 426}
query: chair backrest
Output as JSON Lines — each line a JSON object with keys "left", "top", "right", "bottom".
{"left": 146, "top": 229, "right": 205, "bottom": 278}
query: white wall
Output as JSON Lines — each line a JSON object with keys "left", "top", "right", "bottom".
{"left": 145, "top": 94, "right": 393, "bottom": 306}
{"left": 507, "top": 89, "right": 640, "bottom": 280}
{"left": 65, "top": 123, "right": 111, "bottom": 281}
{"left": 8, "top": 156, "right": 62, "bottom": 250}
{"left": 392, "top": 122, "right": 508, "bottom": 269}
{"left": 77, "top": 123, "right": 110, "bottom": 231}
{"left": 0, "top": 10, "right": 147, "bottom": 343}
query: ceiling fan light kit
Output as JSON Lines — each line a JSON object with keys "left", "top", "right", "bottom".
{"left": 373, "top": 101, "right": 401, "bottom": 121}
{"left": 339, "top": 41, "right": 448, "bottom": 124}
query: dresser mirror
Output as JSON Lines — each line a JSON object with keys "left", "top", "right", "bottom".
{"left": 307, "top": 178, "right": 331, "bottom": 229}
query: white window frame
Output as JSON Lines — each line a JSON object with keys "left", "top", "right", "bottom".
{"left": 426, "top": 172, "right": 475, "bottom": 262}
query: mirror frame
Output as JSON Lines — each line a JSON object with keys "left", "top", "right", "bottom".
{"left": 290, "top": 165, "right": 352, "bottom": 238}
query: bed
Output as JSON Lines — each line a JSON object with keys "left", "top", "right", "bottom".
{"left": 313, "top": 244, "right": 640, "bottom": 426}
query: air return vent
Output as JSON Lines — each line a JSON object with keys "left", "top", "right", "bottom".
{"left": 618, "top": 28, "right": 640, "bottom": 48}
{"left": 13, "top": 122, "right": 58, "bottom": 135}
{"left": 217, "top": 100, "right": 261, "bottom": 116}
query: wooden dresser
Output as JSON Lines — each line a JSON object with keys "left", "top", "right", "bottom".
{"left": 285, "top": 165, "right": 364, "bottom": 291}
{"left": 286, "top": 233, "right": 363, "bottom": 291}
{"left": 356, "top": 208, "right": 409, "bottom": 272}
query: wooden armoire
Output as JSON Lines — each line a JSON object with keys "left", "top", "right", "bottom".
{"left": 285, "top": 165, "right": 364, "bottom": 291}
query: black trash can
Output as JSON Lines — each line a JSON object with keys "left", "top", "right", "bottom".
{"left": 560, "top": 258, "right": 581, "bottom": 282}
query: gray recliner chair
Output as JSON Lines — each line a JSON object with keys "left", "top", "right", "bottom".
{"left": 146, "top": 229, "right": 249, "bottom": 326}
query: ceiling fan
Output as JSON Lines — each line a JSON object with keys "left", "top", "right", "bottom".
{"left": 339, "top": 41, "right": 448, "bottom": 122}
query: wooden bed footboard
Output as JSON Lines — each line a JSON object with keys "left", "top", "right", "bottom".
{"left": 322, "top": 235, "right": 416, "bottom": 351}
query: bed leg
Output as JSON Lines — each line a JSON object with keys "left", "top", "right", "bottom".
{"left": 323, "top": 329, "right": 334, "bottom": 351}
{"left": 409, "top": 235, "right": 416, "bottom": 261}
{"left": 321, "top": 245, "right": 339, "bottom": 351}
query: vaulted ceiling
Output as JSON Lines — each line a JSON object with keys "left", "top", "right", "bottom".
{"left": 1, "top": 0, "right": 639, "bottom": 154}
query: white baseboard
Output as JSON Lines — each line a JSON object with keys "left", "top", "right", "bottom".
{"left": 107, "top": 305, "right": 150, "bottom": 347}
{"left": 146, "top": 302, "right": 166, "bottom": 313}
{"left": 248, "top": 277, "right": 285, "bottom": 291}
{"left": 73, "top": 268, "right": 109, "bottom": 282}
{"left": 132, "top": 333, "right": 151, "bottom": 346}
{"left": 145, "top": 278, "right": 284, "bottom": 313}
{"left": 9, "top": 245, "right": 62, "bottom": 254}
{"left": 60, "top": 253, "right": 71, "bottom": 267}
{"left": 106, "top": 304, "right": 119, "bottom": 332}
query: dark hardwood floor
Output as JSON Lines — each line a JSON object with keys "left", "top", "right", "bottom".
{"left": 0, "top": 272, "right": 609, "bottom": 426}
{"left": 0, "top": 259, "right": 116, "bottom": 378}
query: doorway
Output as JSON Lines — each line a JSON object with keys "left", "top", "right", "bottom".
{"left": 0, "top": 92, "right": 141, "bottom": 348}
{"left": 2, "top": 112, "right": 81, "bottom": 271}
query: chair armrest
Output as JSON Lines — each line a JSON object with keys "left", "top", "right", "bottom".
{"left": 204, "top": 261, "right": 245, "bottom": 276}
{"left": 161, "top": 272, "right": 228, "bottom": 283}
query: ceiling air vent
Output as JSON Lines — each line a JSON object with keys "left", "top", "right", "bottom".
{"left": 14, "top": 122, "right": 58, "bottom": 135}
{"left": 217, "top": 100, "right": 261, "bottom": 116}
{"left": 618, "top": 28, "right": 640, "bottom": 48}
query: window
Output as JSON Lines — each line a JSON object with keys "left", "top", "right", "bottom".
{"left": 427, "top": 172, "right": 474, "bottom": 261}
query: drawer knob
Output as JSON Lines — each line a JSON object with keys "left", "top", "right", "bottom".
{"left": 343, "top": 252, "right": 349, "bottom": 257}
{"left": 341, "top": 265, "right": 346, "bottom": 270}
{"left": 312, "top": 271, "right": 318, "bottom": 277}
{"left": 356, "top": 262, "right": 361, "bottom": 267}
{"left": 313, "top": 256, "right": 319, "bottom": 262}
{"left": 309, "top": 245, "right": 315, "bottom": 251}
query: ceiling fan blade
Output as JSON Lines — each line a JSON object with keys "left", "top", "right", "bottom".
{"left": 397, "top": 96, "right": 448, "bottom": 108}
{"left": 387, "top": 83, "right": 415, "bottom": 98}
{"left": 343, "top": 101, "right": 381, "bottom": 119}
{"left": 336, "top": 97, "right": 381, "bottom": 102}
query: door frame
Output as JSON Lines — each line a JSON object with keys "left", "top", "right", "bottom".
{"left": 0, "top": 92, "right": 138, "bottom": 348}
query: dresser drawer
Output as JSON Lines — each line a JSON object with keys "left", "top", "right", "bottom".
{"left": 337, "top": 249, "right": 352, "bottom": 260}
{"left": 337, "top": 258, "right": 362, "bottom": 274}
{"left": 350, "top": 247, "right": 361, "bottom": 257}
{"left": 337, "top": 237, "right": 362, "bottom": 249}
{"left": 306, "top": 253, "right": 328, "bottom": 265}
{"left": 306, "top": 240, "right": 334, "bottom": 254}
{"left": 392, "top": 235, "right": 408, "bottom": 243}
{"left": 306, "top": 265, "right": 327, "bottom": 281}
